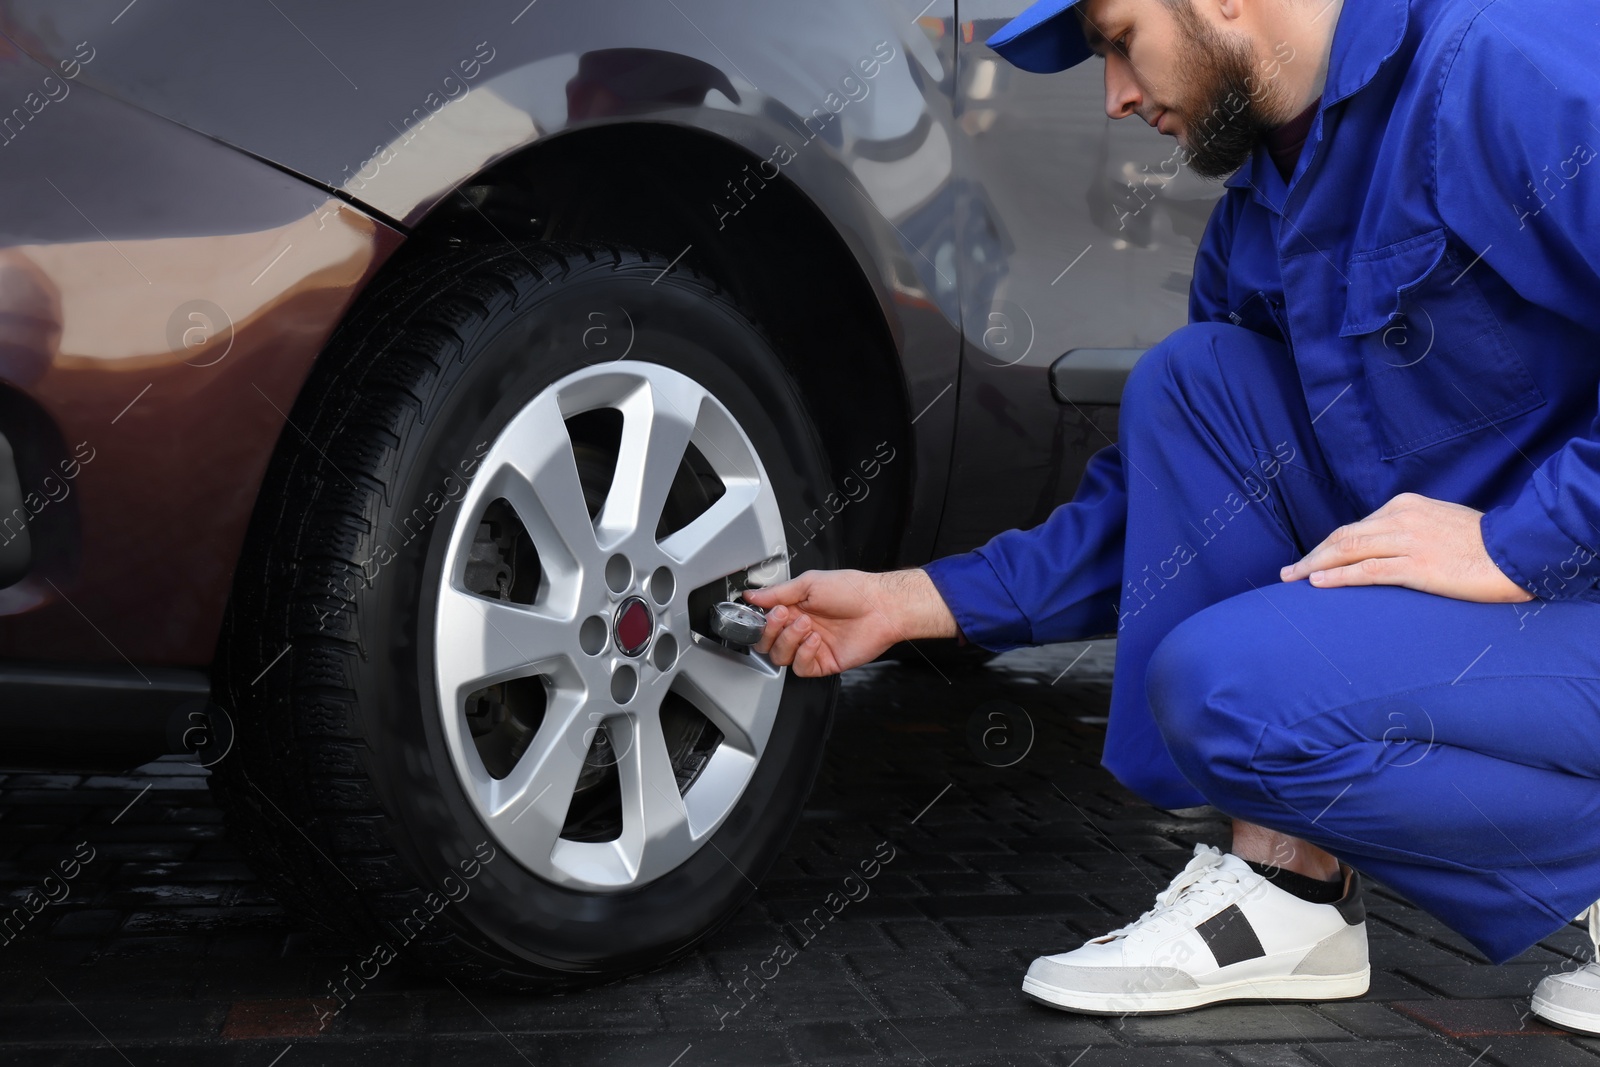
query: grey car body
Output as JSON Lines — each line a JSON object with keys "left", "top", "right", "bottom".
{"left": 0, "top": 0, "right": 1221, "bottom": 984}
{"left": 0, "top": 0, "right": 1213, "bottom": 678}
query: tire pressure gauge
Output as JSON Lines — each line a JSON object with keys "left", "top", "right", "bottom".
{"left": 710, "top": 601, "right": 768, "bottom": 647}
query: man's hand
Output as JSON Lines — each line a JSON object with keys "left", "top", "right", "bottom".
{"left": 741, "top": 568, "right": 959, "bottom": 677}
{"left": 1278, "top": 492, "right": 1533, "bottom": 603}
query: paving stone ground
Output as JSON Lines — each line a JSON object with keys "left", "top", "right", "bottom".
{"left": 1, "top": 640, "right": 1596, "bottom": 1065}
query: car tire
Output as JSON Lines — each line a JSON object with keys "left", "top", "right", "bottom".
{"left": 209, "top": 239, "right": 840, "bottom": 989}
{"left": 882, "top": 638, "right": 999, "bottom": 670}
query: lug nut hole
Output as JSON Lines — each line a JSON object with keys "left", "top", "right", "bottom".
{"left": 652, "top": 632, "right": 678, "bottom": 671}
{"left": 579, "top": 615, "right": 608, "bottom": 656}
{"left": 649, "top": 565, "right": 675, "bottom": 605}
{"left": 605, "top": 554, "right": 632, "bottom": 594}
{"left": 611, "top": 664, "right": 638, "bottom": 704}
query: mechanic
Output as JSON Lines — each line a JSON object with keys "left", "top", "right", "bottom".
{"left": 744, "top": 0, "right": 1600, "bottom": 1028}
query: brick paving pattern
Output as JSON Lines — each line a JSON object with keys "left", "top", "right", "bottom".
{"left": 1, "top": 640, "right": 1596, "bottom": 1065}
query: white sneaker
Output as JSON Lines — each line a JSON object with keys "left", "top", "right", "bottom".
{"left": 1531, "top": 903, "right": 1600, "bottom": 1035}
{"left": 1023, "top": 843, "right": 1370, "bottom": 1015}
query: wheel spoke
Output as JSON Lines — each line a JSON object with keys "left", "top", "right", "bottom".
{"left": 658, "top": 482, "right": 778, "bottom": 591}
{"left": 485, "top": 689, "right": 591, "bottom": 861}
{"left": 672, "top": 640, "right": 781, "bottom": 755}
{"left": 490, "top": 418, "right": 599, "bottom": 576}
{"left": 614, "top": 710, "right": 692, "bottom": 879}
{"left": 435, "top": 584, "right": 570, "bottom": 700}
{"left": 596, "top": 377, "right": 704, "bottom": 545}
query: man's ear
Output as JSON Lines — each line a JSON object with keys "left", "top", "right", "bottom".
{"left": 1215, "top": 0, "right": 1247, "bottom": 24}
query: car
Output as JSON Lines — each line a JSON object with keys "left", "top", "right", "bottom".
{"left": 0, "top": 0, "right": 1219, "bottom": 988}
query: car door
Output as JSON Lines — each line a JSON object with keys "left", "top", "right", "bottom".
{"left": 935, "top": 1, "right": 1225, "bottom": 556}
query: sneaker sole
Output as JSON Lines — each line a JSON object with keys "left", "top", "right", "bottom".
{"left": 1022, "top": 968, "right": 1370, "bottom": 1015}
{"left": 1531, "top": 994, "right": 1600, "bottom": 1036}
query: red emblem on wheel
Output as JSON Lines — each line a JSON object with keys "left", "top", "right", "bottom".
{"left": 613, "top": 597, "right": 653, "bottom": 657}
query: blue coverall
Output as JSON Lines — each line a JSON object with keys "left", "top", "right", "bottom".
{"left": 924, "top": 0, "right": 1600, "bottom": 963}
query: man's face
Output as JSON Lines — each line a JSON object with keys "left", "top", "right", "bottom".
{"left": 1075, "top": 0, "right": 1293, "bottom": 179}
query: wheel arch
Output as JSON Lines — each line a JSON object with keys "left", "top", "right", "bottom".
{"left": 352, "top": 120, "right": 920, "bottom": 572}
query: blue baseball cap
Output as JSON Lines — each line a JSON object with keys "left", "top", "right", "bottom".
{"left": 985, "top": 0, "right": 1094, "bottom": 73}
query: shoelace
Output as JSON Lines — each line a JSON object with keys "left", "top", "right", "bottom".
{"left": 1094, "top": 843, "right": 1252, "bottom": 943}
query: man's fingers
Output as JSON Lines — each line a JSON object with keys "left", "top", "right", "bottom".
{"left": 1282, "top": 496, "right": 1419, "bottom": 581}
{"left": 752, "top": 603, "right": 788, "bottom": 654}
{"left": 1281, "top": 522, "right": 1403, "bottom": 581}
{"left": 767, "top": 610, "right": 813, "bottom": 666}
{"left": 746, "top": 580, "right": 825, "bottom": 664}
{"left": 792, "top": 632, "right": 831, "bottom": 677}
{"left": 742, "top": 577, "right": 807, "bottom": 610}
{"left": 1303, "top": 555, "right": 1410, "bottom": 588}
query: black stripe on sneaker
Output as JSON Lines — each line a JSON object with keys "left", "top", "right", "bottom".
{"left": 1196, "top": 904, "right": 1267, "bottom": 968}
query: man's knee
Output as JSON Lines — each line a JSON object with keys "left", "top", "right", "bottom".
{"left": 1145, "top": 591, "right": 1311, "bottom": 794}
{"left": 1145, "top": 610, "right": 1233, "bottom": 790}
{"left": 1120, "top": 322, "right": 1283, "bottom": 430}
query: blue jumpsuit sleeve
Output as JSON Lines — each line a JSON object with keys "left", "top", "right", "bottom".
{"left": 1434, "top": 9, "right": 1600, "bottom": 596}
{"left": 922, "top": 444, "right": 1127, "bottom": 650}
{"left": 922, "top": 190, "right": 1243, "bottom": 650}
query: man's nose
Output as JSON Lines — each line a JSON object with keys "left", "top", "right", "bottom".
{"left": 1103, "top": 55, "right": 1142, "bottom": 120}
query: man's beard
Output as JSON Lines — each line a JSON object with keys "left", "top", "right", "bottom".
{"left": 1166, "top": 6, "right": 1292, "bottom": 179}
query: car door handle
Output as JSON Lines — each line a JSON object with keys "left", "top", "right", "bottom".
{"left": 1049, "top": 348, "right": 1148, "bottom": 406}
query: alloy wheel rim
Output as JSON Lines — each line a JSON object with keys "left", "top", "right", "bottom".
{"left": 434, "top": 362, "right": 789, "bottom": 891}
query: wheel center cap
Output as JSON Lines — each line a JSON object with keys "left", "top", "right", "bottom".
{"left": 613, "top": 596, "right": 653, "bottom": 657}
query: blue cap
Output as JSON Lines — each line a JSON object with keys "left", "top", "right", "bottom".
{"left": 985, "top": 0, "right": 1094, "bottom": 73}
